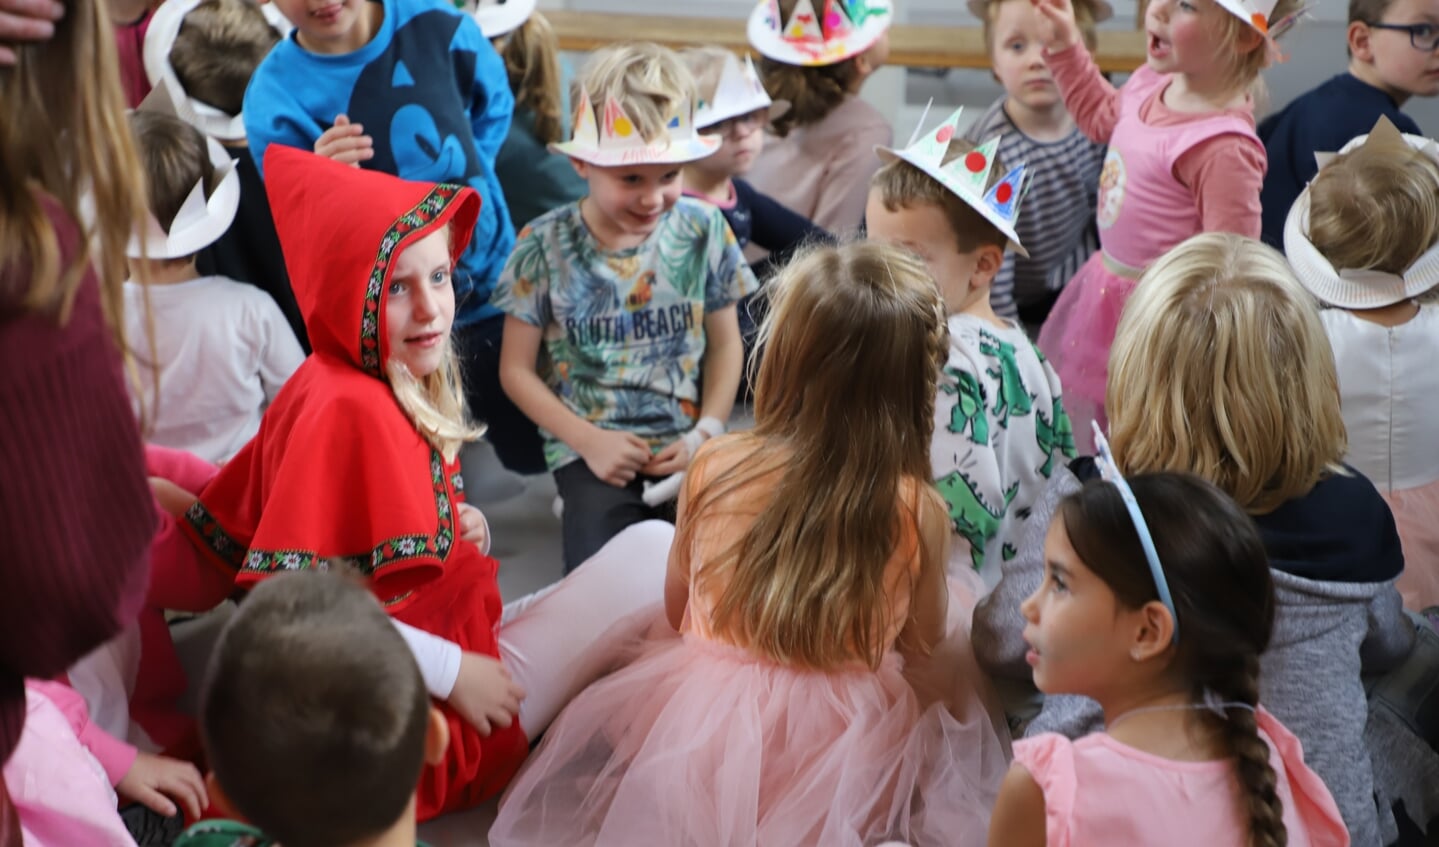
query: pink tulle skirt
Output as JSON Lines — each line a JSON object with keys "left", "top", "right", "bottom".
{"left": 490, "top": 587, "right": 1010, "bottom": 847}
{"left": 1036, "top": 254, "right": 1138, "bottom": 454}
{"left": 1385, "top": 478, "right": 1439, "bottom": 610}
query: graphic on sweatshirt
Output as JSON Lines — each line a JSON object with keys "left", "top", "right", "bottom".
{"left": 1097, "top": 150, "right": 1127, "bottom": 229}
{"left": 943, "top": 365, "right": 990, "bottom": 445}
{"left": 1035, "top": 396, "right": 1076, "bottom": 477}
{"left": 937, "top": 469, "right": 1018, "bottom": 571}
{"left": 980, "top": 330, "right": 1033, "bottom": 427}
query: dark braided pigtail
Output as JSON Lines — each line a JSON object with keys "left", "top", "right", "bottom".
{"left": 1205, "top": 660, "right": 1287, "bottom": 847}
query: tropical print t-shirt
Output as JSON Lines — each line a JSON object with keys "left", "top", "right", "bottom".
{"left": 492, "top": 198, "right": 758, "bottom": 470}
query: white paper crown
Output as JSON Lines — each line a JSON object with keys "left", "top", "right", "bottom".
{"left": 695, "top": 53, "right": 788, "bottom": 130}
{"left": 747, "top": 0, "right": 893, "bottom": 67}
{"left": 548, "top": 92, "right": 720, "bottom": 166}
{"left": 143, "top": 0, "right": 278, "bottom": 141}
{"left": 1286, "top": 116, "right": 1439, "bottom": 309}
{"left": 128, "top": 85, "right": 241, "bottom": 260}
{"left": 876, "top": 106, "right": 1030, "bottom": 257}
{"left": 1212, "top": 0, "right": 1306, "bottom": 37}
{"left": 467, "top": 0, "right": 535, "bottom": 38}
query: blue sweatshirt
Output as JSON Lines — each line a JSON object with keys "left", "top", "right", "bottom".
{"left": 242, "top": 0, "right": 515, "bottom": 326}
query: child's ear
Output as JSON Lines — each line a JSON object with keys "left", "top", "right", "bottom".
{"left": 1346, "top": 20, "right": 1376, "bottom": 62}
{"left": 970, "top": 244, "right": 1005, "bottom": 289}
{"left": 569, "top": 157, "right": 590, "bottom": 180}
{"left": 205, "top": 772, "right": 241, "bottom": 821}
{"left": 424, "top": 705, "right": 451, "bottom": 766}
{"left": 1129, "top": 600, "right": 1177, "bottom": 662}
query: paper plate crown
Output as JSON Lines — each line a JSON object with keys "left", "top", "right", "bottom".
{"left": 127, "top": 85, "right": 241, "bottom": 260}
{"left": 1212, "top": 0, "right": 1306, "bottom": 36}
{"left": 876, "top": 106, "right": 1030, "bottom": 257}
{"left": 747, "top": 0, "right": 893, "bottom": 67}
{"left": 548, "top": 92, "right": 720, "bottom": 166}
{"left": 695, "top": 53, "right": 788, "bottom": 130}
{"left": 1286, "top": 115, "right": 1439, "bottom": 309}
{"left": 467, "top": 0, "right": 535, "bottom": 38}
{"left": 143, "top": 0, "right": 277, "bottom": 141}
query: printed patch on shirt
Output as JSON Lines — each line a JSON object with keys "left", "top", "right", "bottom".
{"left": 1096, "top": 149, "right": 1127, "bottom": 230}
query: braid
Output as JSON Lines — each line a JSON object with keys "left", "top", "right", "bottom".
{"left": 1209, "top": 658, "right": 1287, "bottom": 847}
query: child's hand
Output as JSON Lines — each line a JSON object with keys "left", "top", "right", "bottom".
{"left": 116, "top": 752, "right": 208, "bottom": 821}
{"left": 313, "top": 114, "right": 374, "bottom": 167}
{"left": 148, "top": 477, "right": 198, "bottom": 518}
{"left": 456, "top": 502, "right": 490, "bottom": 553}
{"left": 1031, "top": 0, "right": 1081, "bottom": 52}
{"left": 579, "top": 428, "right": 652, "bottom": 487}
{"left": 641, "top": 418, "right": 722, "bottom": 477}
{"left": 450, "top": 652, "right": 525, "bottom": 737}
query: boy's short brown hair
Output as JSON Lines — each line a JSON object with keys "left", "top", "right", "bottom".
{"left": 1349, "top": 0, "right": 1398, "bottom": 23}
{"left": 980, "top": 0, "right": 1098, "bottom": 55}
{"left": 128, "top": 110, "right": 216, "bottom": 234}
{"left": 201, "top": 572, "right": 431, "bottom": 847}
{"left": 870, "top": 138, "right": 1010, "bottom": 254}
{"left": 171, "top": 0, "right": 280, "bottom": 117}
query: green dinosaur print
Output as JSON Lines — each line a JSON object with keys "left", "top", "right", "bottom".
{"left": 942, "top": 365, "right": 989, "bottom": 445}
{"left": 936, "top": 469, "right": 1018, "bottom": 571}
{"left": 1035, "top": 396, "right": 1076, "bottom": 478}
{"left": 979, "top": 331, "right": 1034, "bottom": 427}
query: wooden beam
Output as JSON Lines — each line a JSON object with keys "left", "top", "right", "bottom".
{"left": 546, "top": 9, "right": 1148, "bottom": 73}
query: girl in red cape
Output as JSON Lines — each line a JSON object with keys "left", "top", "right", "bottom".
{"left": 173, "top": 145, "right": 670, "bottom": 820}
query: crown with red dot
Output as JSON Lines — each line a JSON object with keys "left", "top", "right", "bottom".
{"left": 876, "top": 106, "right": 1030, "bottom": 257}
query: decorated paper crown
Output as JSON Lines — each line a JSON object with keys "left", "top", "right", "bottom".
{"left": 1285, "top": 116, "right": 1439, "bottom": 309}
{"left": 1212, "top": 0, "right": 1307, "bottom": 37}
{"left": 127, "top": 85, "right": 241, "bottom": 260}
{"left": 467, "top": 0, "right": 535, "bottom": 38}
{"left": 548, "top": 92, "right": 720, "bottom": 166}
{"left": 747, "top": 0, "right": 893, "bottom": 67}
{"left": 695, "top": 53, "right": 789, "bottom": 130}
{"left": 965, "top": 0, "right": 1112, "bottom": 24}
{"left": 143, "top": 0, "right": 279, "bottom": 141}
{"left": 875, "top": 106, "right": 1031, "bottom": 257}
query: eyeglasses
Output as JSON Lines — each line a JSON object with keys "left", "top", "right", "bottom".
{"left": 1366, "top": 21, "right": 1439, "bottom": 51}
{"left": 1091, "top": 423, "right": 1179, "bottom": 645}
{"left": 698, "top": 109, "right": 768, "bottom": 139}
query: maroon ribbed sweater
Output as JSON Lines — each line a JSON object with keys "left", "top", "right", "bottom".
{"left": 0, "top": 198, "right": 155, "bottom": 764}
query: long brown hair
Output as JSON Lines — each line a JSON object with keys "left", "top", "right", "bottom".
{"left": 0, "top": 0, "right": 148, "bottom": 330}
{"left": 681, "top": 242, "right": 949, "bottom": 670}
{"left": 498, "top": 11, "right": 565, "bottom": 146}
{"left": 1060, "top": 473, "right": 1285, "bottom": 847}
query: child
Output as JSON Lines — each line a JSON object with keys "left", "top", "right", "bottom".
{"left": 123, "top": 106, "right": 305, "bottom": 465}
{"left": 240, "top": 0, "right": 530, "bottom": 473}
{"left": 988, "top": 467, "right": 1349, "bottom": 846}
{"left": 1259, "top": 0, "right": 1439, "bottom": 249}
{"left": 975, "top": 233, "right": 1433, "bottom": 845}
{"left": 1285, "top": 116, "right": 1439, "bottom": 610}
{"left": 965, "top": 0, "right": 1107, "bottom": 328}
{"left": 172, "top": 571, "right": 442, "bottom": 847}
{"left": 744, "top": 0, "right": 894, "bottom": 235}
{"left": 481, "top": 0, "right": 588, "bottom": 231}
{"left": 867, "top": 110, "right": 1075, "bottom": 588}
{"left": 1031, "top": 0, "right": 1302, "bottom": 453}
{"left": 494, "top": 43, "right": 756, "bottom": 572}
{"left": 682, "top": 45, "right": 829, "bottom": 391}
{"left": 490, "top": 242, "right": 1009, "bottom": 846}
{"left": 144, "top": 0, "right": 308, "bottom": 349}
{"left": 175, "top": 145, "right": 671, "bottom": 821}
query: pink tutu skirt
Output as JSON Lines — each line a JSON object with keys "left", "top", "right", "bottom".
{"left": 490, "top": 591, "right": 1010, "bottom": 846}
{"left": 1036, "top": 254, "right": 1138, "bottom": 454}
{"left": 1385, "top": 479, "right": 1439, "bottom": 610}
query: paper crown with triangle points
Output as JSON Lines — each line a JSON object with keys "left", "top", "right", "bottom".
{"left": 1285, "top": 115, "right": 1439, "bottom": 309}
{"left": 875, "top": 106, "right": 1031, "bottom": 257}
{"left": 127, "top": 84, "right": 241, "bottom": 260}
{"left": 143, "top": 0, "right": 277, "bottom": 142}
{"left": 467, "top": 0, "right": 536, "bottom": 38}
{"left": 695, "top": 53, "right": 790, "bottom": 130}
{"left": 1211, "top": 0, "right": 1308, "bottom": 37}
{"left": 747, "top": 0, "right": 893, "bottom": 67}
{"left": 548, "top": 91, "right": 720, "bottom": 166}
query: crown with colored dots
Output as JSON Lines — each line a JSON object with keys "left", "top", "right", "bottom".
{"left": 548, "top": 91, "right": 720, "bottom": 166}
{"left": 876, "top": 106, "right": 1031, "bottom": 257}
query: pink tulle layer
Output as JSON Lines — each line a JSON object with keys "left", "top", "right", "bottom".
{"left": 490, "top": 613, "right": 1009, "bottom": 846}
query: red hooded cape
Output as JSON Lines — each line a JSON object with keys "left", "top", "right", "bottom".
{"left": 180, "top": 146, "right": 527, "bottom": 815}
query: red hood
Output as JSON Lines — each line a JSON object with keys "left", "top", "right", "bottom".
{"left": 263, "top": 145, "right": 480, "bottom": 377}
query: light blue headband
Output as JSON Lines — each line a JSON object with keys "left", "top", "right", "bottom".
{"left": 1091, "top": 423, "right": 1179, "bottom": 645}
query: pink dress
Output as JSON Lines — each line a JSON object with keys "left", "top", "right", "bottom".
{"left": 1036, "top": 52, "right": 1263, "bottom": 453}
{"left": 489, "top": 440, "right": 1010, "bottom": 846}
{"left": 1015, "top": 709, "right": 1350, "bottom": 846}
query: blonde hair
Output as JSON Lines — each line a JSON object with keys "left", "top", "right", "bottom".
{"left": 680, "top": 242, "right": 950, "bottom": 671}
{"left": 982, "top": 0, "right": 1098, "bottom": 54}
{"left": 575, "top": 42, "right": 697, "bottom": 147}
{"left": 1107, "top": 233, "right": 1347, "bottom": 514}
{"left": 498, "top": 11, "right": 565, "bottom": 147}
{"left": 870, "top": 139, "right": 1009, "bottom": 253}
{"left": 1307, "top": 143, "right": 1439, "bottom": 276}
{"left": 171, "top": 0, "right": 280, "bottom": 116}
{"left": 1206, "top": 0, "right": 1304, "bottom": 101}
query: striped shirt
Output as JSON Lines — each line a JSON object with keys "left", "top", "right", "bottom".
{"left": 964, "top": 98, "right": 1105, "bottom": 319}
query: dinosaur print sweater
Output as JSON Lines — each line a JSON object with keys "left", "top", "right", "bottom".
{"left": 242, "top": 0, "right": 514, "bottom": 327}
{"left": 931, "top": 315, "right": 1074, "bottom": 588}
